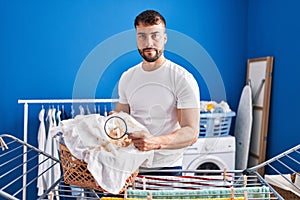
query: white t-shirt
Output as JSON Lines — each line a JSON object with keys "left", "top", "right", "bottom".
{"left": 118, "top": 59, "right": 200, "bottom": 168}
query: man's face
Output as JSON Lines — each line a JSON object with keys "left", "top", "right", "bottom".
{"left": 136, "top": 23, "right": 167, "bottom": 62}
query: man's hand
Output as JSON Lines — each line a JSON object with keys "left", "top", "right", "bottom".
{"left": 128, "top": 131, "right": 161, "bottom": 151}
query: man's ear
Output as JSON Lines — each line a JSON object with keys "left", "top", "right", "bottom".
{"left": 164, "top": 33, "right": 167, "bottom": 44}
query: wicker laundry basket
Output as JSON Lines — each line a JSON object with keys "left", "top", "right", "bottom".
{"left": 59, "top": 143, "right": 138, "bottom": 193}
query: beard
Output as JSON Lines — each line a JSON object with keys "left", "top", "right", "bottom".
{"left": 138, "top": 48, "right": 163, "bottom": 62}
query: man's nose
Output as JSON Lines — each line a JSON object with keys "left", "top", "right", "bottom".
{"left": 145, "top": 35, "right": 154, "bottom": 47}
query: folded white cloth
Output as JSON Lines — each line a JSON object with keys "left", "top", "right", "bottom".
{"left": 265, "top": 174, "right": 300, "bottom": 197}
{"left": 50, "top": 113, "right": 154, "bottom": 194}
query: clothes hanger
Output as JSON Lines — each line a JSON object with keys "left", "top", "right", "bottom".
{"left": 85, "top": 105, "right": 91, "bottom": 115}
{"left": 93, "top": 104, "right": 97, "bottom": 114}
{"left": 98, "top": 105, "right": 101, "bottom": 114}
{"left": 79, "top": 105, "right": 84, "bottom": 115}
{"left": 70, "top": 105, "right": 75, "bottom": 119}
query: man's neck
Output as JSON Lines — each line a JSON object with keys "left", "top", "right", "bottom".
{"left": 142, "top": 56, "right": 166, "bottom": 72}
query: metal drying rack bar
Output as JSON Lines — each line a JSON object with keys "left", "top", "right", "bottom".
{"left": 0, "top": 134, "right": 61, "bottom": 200}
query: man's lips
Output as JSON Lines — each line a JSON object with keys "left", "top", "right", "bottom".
{"left": 144, "top": 48, "right": 155, "bottom": 53}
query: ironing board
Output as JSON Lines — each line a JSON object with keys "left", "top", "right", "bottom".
{"left": 234, "top": 85, "right": 253, "bottom": 170}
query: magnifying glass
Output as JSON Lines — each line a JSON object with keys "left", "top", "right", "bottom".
{"left": 104, "top": 116, "right": 129, "bottom": 140}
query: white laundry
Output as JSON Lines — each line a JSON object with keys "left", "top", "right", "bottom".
{"left": 200, "top": 101, "right": 232, "bottom": 113}
{"left": 79, "top": 104, "right": 85, "bottom": 115}
{"left": 56, "top": 106, "right": 62, "bottom": 125}
{"left": 43, "top": 108, "right": 61, "bottom": 199}
{"left": 265, "top": 174, "right": 300, "bottom": 197}
{"left": 50, "top": 113, "right": 154, "bottom": 194}
{"left": 37, "top": 108, "right": 47, "bottom": 196}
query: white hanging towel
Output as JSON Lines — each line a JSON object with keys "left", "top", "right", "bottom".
{"left": 56, "top": 106, "right": 62, "bottom": 125}
{"left": 234, "top": 85, "right": 253, "bottom": 170}
{"left": 37, "top": 108, "right": 47, "bottom": 196}
{"left": 44, "top": 108, "right": 61, "bottom": 199}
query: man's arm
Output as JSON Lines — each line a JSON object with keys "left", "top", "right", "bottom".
{"left": 129, "top": 108, "right": 200, "bottom": 151}
{"left": 115, "top": 102, "right": 130, "bottom": 114}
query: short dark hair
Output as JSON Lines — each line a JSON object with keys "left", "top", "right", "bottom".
{"left": 134, "top": 10, "right": 166, "bottom": 28}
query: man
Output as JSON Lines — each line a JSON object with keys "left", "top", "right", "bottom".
{"left": 116, "top": 10, "right": 200, "bottom": 175}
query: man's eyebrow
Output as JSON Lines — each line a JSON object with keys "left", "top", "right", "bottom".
{"left": 137, "top": 30, "right": 161, "bottom": 34}
{"left": 151, "top": 31, "right": 161, "bottom": 34}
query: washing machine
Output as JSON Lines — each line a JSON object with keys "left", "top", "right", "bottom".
{"left": 182, "top": 135, "right": 236, "bottom": 175}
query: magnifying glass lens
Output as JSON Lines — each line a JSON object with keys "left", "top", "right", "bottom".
{"left": 104, "top": 116, "right": 127, "bottom": 140}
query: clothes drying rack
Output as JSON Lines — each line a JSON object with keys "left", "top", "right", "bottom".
{"left": 17, "top": 99, "right": 118, "bottom": 200}
{"left": 1, "top": 133, "right": 299, "bottom": 200}
{"left": 0, "top": 99, "right": 299, "bottom": 199}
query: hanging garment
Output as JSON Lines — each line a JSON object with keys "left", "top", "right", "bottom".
{"left": 56, "top": 106, "right": 62, "bottom": 126}
{"left": 37, "top": 107, "right": 47, "bottom": 196}
{"left": 70, "top": 105, "right": 75, "bottom": 119}
{"left": 60, "top": 105, "right": 68, "bottom": 120}
{"left": 44, "top": 108, "right": 61, "bottom": 199}
{"left": 79, "top": 104, "right": 85, "bottom": 115}
{"left": 93, "top": 105, "right": 97, "bottom": 114}
{"left": 85, "top": 105, "right": 91, "bottom": 115}
{"left": 43, "top": 108, "right": 53, "bottom": 195}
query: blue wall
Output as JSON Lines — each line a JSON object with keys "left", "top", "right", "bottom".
{"left": 247, "top": 0, "right": 300, "bottom": 157}
{"left": 1, "top": 0, "right": 298, "bottom": 190}
{"left": 0, "top": 0, "right": 247, "bottom": 146}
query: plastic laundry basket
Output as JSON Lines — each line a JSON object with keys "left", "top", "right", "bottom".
{"left": 199, "top": 111, "right": 236, "bottom": 137}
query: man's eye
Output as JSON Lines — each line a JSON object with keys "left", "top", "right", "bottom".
{"left": 138, "top": 34, "right": 146, "bottom": 40}
{"left": 152, "top": 33, "right": 160, "bottom": 40}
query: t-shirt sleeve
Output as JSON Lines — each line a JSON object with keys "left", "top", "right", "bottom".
{"left": 118, "top": 73, "right": 129, "bottom": 104}
{"left": 176, "top": 73, "right": 200, "bottom": 109}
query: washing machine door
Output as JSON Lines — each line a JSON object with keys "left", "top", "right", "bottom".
{"left": 185, "top": 155, "right": 227, "bottom": 176}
